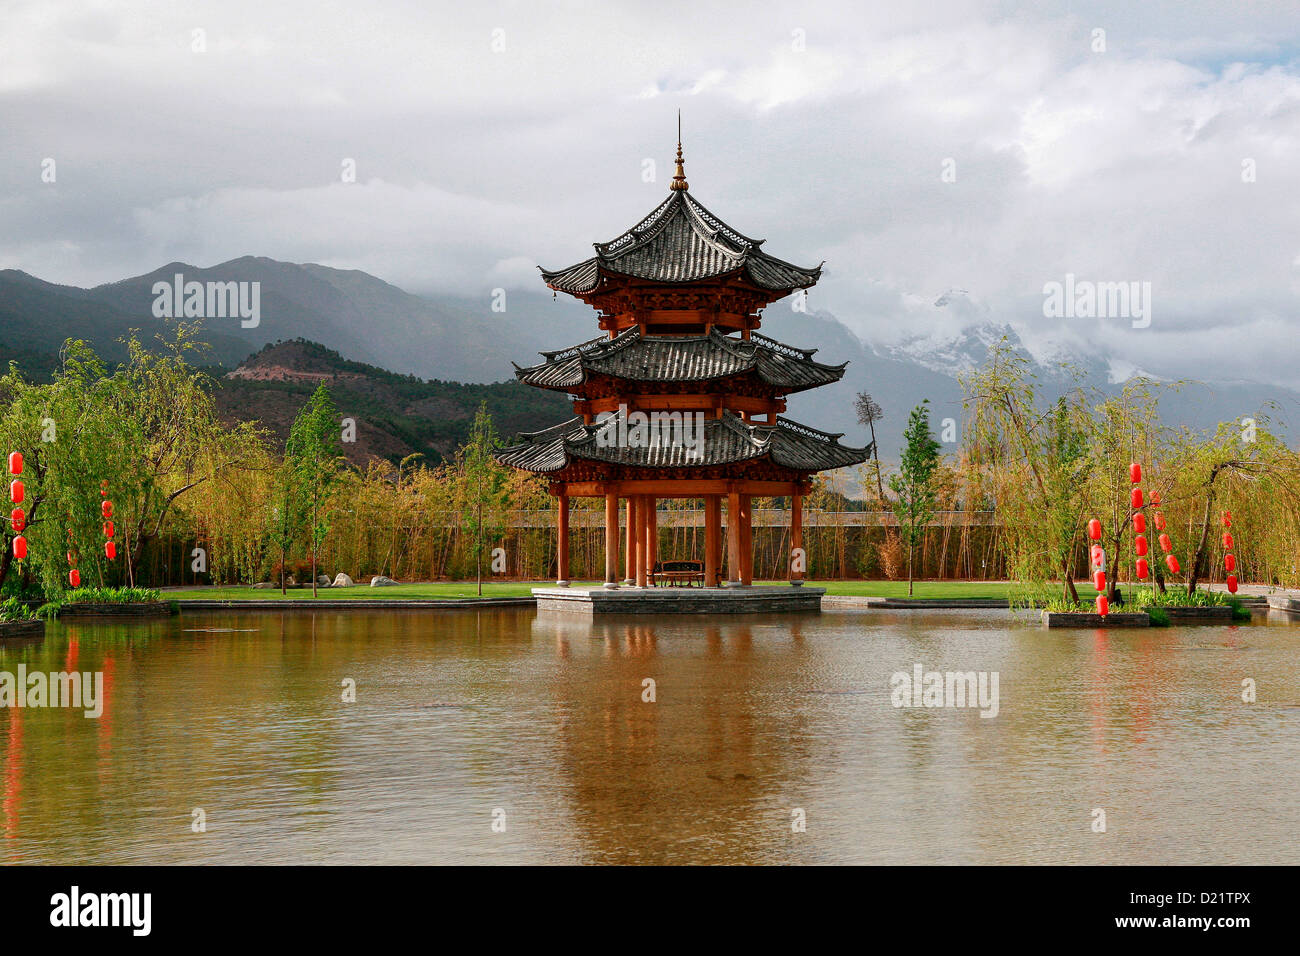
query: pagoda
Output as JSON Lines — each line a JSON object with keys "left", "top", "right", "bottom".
{"left": 497, "top": 133, "right": 871, "bottom": 593}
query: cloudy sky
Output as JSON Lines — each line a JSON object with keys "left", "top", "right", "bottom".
{"left": 2, "top": 0, "right": 1298, "bottom": 386}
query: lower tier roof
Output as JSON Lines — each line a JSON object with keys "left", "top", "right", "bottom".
{"left": 495, "top": 410, "right": 871, "bottom": 475}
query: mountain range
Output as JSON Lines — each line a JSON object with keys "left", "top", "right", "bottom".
{"left": 1, "top": 257, "right": 1295, "bottom": 461}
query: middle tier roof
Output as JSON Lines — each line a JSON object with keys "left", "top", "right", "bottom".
{"left": 513, "top": 326, "right": 847, "bottom": 394}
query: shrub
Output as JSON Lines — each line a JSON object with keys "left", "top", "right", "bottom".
{"left": 1133, "top": 587, "right": 1229, "bottom": 609}
{"left": 0, "top": 596, "right": 37, "bottom": 622}
{"left": 64, "top": 586, "right": 162, "bottom": 604}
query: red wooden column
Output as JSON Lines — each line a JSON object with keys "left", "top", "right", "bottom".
{"left": 624, "top": 497, "right": 636, "bottom": 585}
{"left": 704, "top": 496, "right": 721, "bottom": 587}
{"left": 604, "top": 490, "right": 619, "bottom": 587}
{"left": 790, "top": 490, "right": 803, "bottom": 584}
{"left": 556, "top": 493, "right": 570, "bottom": 586}
{"left": 634, "top": 496, "right": 648, "bottom": 587}
{"left": 726, "top": 490, "right": 742, "bottom": 585}
{"left": 646, "top": 497, "right": 658, "bottom": 583}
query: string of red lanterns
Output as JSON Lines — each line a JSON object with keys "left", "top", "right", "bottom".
{"left": 1087, "top": 518, "right": 1108, "bottom": 616}
{"left": 1222, "top": 511, "right": 1238, "bottom": 594}
{"left": 1131, "top": 462, "right": 1150, "bottom": 583}
{"left": 7, "top": 451, "right": 26, "bottom": 562}
{"left": 101, "top": 480, "right": 116, "bottom": 561}
{"left": 66, "top": 525, "right": 80, "bottom": 588}
{"left": 1151, "top": 489, "right": 1181, "bottom": 575}
{"left": 5, "top": 451, "right": 120, "bottom": 590}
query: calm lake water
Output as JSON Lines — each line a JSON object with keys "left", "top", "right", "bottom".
{"left": 1, "top": 606, "right": 1298, "bottom": 865}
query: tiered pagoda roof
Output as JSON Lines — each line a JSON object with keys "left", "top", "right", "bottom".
{"left": 539, "top": 188, "right": 821, "bottom": 298}
{"left": 497, "top": 410, "right": 871, "bottom": 476}
{"left": 499, "top": 132, "right": 869, "bottom": 488}
{"left": 513, "top": 327, "right": 847, "bottom": 394}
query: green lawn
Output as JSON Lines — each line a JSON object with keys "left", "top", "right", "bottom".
{"left": 163, "top": 581, "right": 549, "bottom": 600}
{"left": 164, "top": 580, "right": 1017, "bottom": 601}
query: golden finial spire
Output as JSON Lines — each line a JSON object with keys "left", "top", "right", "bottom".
{"left": 669, "top": 109, "right": 688, "bottom": 191}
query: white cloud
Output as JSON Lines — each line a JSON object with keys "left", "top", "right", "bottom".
{"left": 2, "top": 0, "right": 1299, "bottom": 388}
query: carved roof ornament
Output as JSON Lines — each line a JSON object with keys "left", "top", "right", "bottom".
{"left": 669, "top": 110, "right": 689, "bottom": 192}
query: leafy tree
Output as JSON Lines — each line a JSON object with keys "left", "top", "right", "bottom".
{"left": 458, "top": 402, "right": 506, "bottom": 596}
{"left": 961, "top": 342, "right": 1090, "bottom": 604}
{"left": 268, "top": 458, "right": 306, "bottom": 594}
{"left": 889, "top": 400, "right": 942, "bottom": 596}
{"left": 285, "top": 384, "right": 342, "bottom": 597}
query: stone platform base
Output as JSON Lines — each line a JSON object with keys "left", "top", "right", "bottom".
{"left": 824, "top": 596, "right": 1009, "bottom": 610}
{"left": 1041, "top": 610, "right": 1150, "bottom": 628}
{"left": 533, "top": 584, "right": 825, "bottom": 615}
{"left": 1161, "top": 605, "right": 1234, "bottom": 623}
{"left": 58, "top": 601, "right": 172, "bottom": 620}
{"left": 0, "top": 618, "right": 45, "bottom": 641}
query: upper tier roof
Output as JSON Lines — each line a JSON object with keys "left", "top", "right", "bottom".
{"left": 539, "top": 188, "right": 822, "bottom": 296}
{"left": 513, "top": 326, "right": 846, "bottom": 393}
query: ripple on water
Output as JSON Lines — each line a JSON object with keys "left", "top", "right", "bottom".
{"left": 0, "top": 607, "right": 1296, "bottom": 864}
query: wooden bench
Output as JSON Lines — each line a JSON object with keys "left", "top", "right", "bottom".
{"left": 651, "top": 560, "right": 705, "bottom": 587}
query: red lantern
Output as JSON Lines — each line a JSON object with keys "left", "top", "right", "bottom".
{"left": 105, "top": 540, "right": 116, "bottom": 560}
{"left": 1129, "top": 462, "right": 1142, "bottom": 483}
{"left": 1136, "top": 557, "right": 1149, "bottom": 579}
{"left": 1090, "top": 544, "right": 1104, "bottom": 566}
{"left": 1130, "top": 488, "right": 1144, "bottom": 509}
{"left": 1096, "top": 595, "right": 1109, "bottom": 616}
{"left": 102, "top": 520, "right": 114, "bottom": 538}
{"left": 69, "top": 569, "right": 81, "bottom": 588}
{"left": 1158, "top": 533, "right": 1172, "bottom": 552}
{"left": 1166, "top": 554, "right": 1180, "bottom": 574}
{"left": 1135, "top": 534, "right": 1148, "bottom": 556}
{"left": 1133, "top": 513, "right": 1146, "bottom": 533}
{"left": 1093, "top": 569, "right": 1106, "bottom": 592}
{"left": 1222, "top": 513, "right": 1232, "bottom": 528}
{"left": 100, "top": 479, "right": 108, "bottom": 497}
{"left": 10, "top": 508, "right": 24, "bottom": 532}
{"left": 1154, "top": 512, "right": 1166, "bottom": 531}
{"left": 1087, "top": 519, "right": 1102, "bottom": 540}
{"left": 7, "top": 452, "right": 21, "bottom": 475}
{"left": 1222, "top": 532, "right": 1234, "bottom": 550}
{"left": 1151, "top": 491, "right": 1162, "bottom": 505}
{"left": 1225, "top": 554, "right": 1236, "bottom": 572}
{"left": 101, "top": 500, "right": 113, "bottom": 518}
{"left": 9, "top": 480, "right": 23, "bottom": 504}
{"left": 1226, "top": 575, "right": 1238, "bottom": 594}
{"left": 12, "top": 536, "right": 26, "bottom": 561}
{"left": 66, "top": 550, "right": 75, "bottom": 565}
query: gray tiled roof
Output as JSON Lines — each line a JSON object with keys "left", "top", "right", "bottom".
{"left": 539, "top": 190, "right": 821, "bottom": 294}
{"left": 495, "top": 410, "right": 872, "bottom": 475}
{"left": 513, "top": 327, "right": 846, "bottom": 393}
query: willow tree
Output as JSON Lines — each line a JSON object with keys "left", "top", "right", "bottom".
{"left": 1083, "top": 379, "right": 1169, "bottom": 602}
{"left": 108, "top": 328, "right": 266, "bottom": 585}
{"left": 961, "top": 341, "right": 1091, "bottom": 605}
{"left": 0, "top": 341, "right": 140, "bottom": 597}
{"left": 1170, "top": 416, "right": 1300, "bottom": 593}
